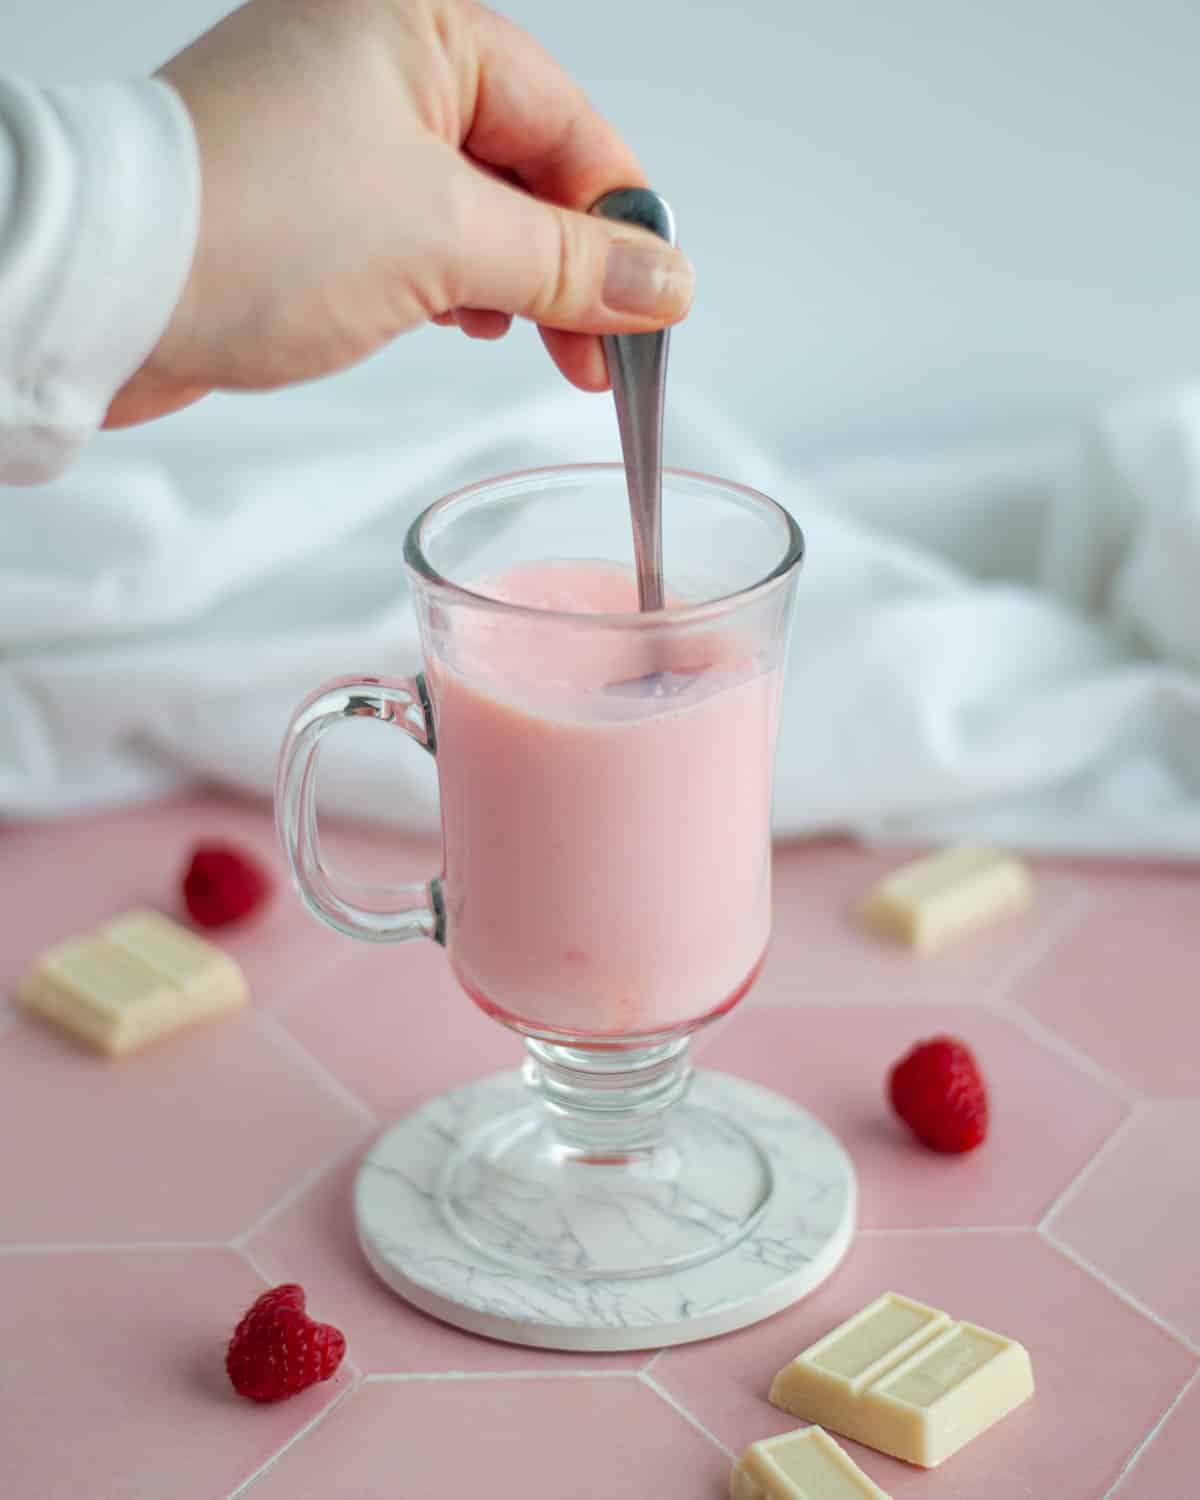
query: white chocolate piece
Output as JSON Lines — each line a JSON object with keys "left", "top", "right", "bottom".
{"left": 770, "top": 1295, "right": 949, "bottom": 1449}
{"left": 859, "top": 845, "right": 1031, "bottom": 951}
{"left": 18, "top": 910, "right": 247, "bottom": 1055}
{"left": 732, "top": 1426, "right": 892, "bottom": 1500}
{"left": 17, "top": 938, "right": 179, "bottom": 1054}
{"left": 770, "top": 1293, "right": 1034, "bottom": 1468}
{"left": 868, "top": 1322, "right": 1033, "bottom": 1467}
{"left": 103, "top": 909, "right": 246, "bottom": 1010}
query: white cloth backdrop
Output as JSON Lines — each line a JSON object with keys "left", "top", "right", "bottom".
{"left": 4, "top": 376, "right": 1200, "bottom": 857}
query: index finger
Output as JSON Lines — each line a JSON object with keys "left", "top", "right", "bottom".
{"left": 456, "top": 1, "right": 647, "bottom": 209}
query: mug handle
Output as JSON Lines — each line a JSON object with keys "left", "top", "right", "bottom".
{"left": 275, "top": 674, "right": 444, "bottom": 944}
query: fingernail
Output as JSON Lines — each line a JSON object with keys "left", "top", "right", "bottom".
{"left": 603, "top": 241, "right": 694, "bottom": 317}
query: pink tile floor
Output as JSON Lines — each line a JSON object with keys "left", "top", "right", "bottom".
{"left": 1, "top": 794, "right": 1196, "bottom": 1499}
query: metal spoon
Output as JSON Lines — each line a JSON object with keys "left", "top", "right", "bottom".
{"left": 591, "top": 188, "right": 677, "bottom": 613}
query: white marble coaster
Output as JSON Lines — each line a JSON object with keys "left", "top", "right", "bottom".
{"left": 355, "top": 1069, "right": 857, "bottom": 1352}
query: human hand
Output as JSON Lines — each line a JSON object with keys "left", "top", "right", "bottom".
{"left": 105, "top": 0, "right": 693, "bottom": 428}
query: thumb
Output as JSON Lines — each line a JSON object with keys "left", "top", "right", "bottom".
{"left": 446, "top": 163, "right": 694, "bottom": 333}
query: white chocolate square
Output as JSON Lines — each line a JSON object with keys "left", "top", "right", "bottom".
{"left": 770, "top": 1294, "right": 1034, "bottom": 1468}
{"left": 18, "top": 938, "right": 179, "bottom": 1054}
{"left": 859, "top": 845, "right": 1032, "bottom": 951}
{"left": 19, "top": 911, "right": 247, "bottom": 1056}
{"left": 732, "top": 1427, "right": 892, "bottom": 1500}
{"left": 103, "top": 909, "right": 246, "bottom": 1012}
{"left": 770, "top": 1293, "right": 950, "bottom": 1441}
{"left": 867, "top": 1321, "right": 1034, "bottom": 1467}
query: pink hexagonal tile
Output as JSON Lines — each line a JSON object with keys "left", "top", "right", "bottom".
{"left": 754, "top": 840, "right": 1086, "bottom": 1009}
{"left": 247, "top": 1149, "right": 644, "bottom": 1373}
{"left": 270, "top": 907, "right": 729, "bottom": 1120}
{"left": 0, "top": 1248, "right": 355, "bottom": 1500}
{"left": 701, "top": 1003, "right": 1128, "bottom": 1227}
{"left": 0, "top": 1006, "right": 367, "bottom": 1243}
{"left": 654, "top": 1231, "right": 1196, "bottom": 1499}
{"left": 1016, "top": 868, "right": 1200, "bottom": 1096}
{"left": 1110, "top": 1371, "right": 1200, "bottom": 1499}
{"left": 243, "top": 1374, "right": 727, "bottom": 1498}
{"left": 1047, "top": 1104, "right": 1200, "bottom": 1348}
{"left": 0, "top": 792, "right": 348, "bottom": 1007}
{"left": 269, "top": 938, "right": 517, "bottom": 1122}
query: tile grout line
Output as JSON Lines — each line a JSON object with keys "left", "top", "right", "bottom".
{"left": 999, "top": 1002, "right": 1141, "bottom": 1105}
{"left": 0, "top": 1239, "right": 231, "bottom": 1255}
{"left": 641, "top": 1349, "right": 667, "bottom": 1376}
{"left": 640, "top": 1370, "right": 737, "bottom": 1463}
{"left": 745, "top": 994, "right": 1028, "bottom": 1010}
{"left": 1035, "top": 1111, "right": 1140, "bottom": 1233}
{"left": 231, "top": 1127, "right": 375, "bottom": 1250}
{"left": 366, "top": 1369, "right": 642, "bottom": 1383}
{"left": 857, "top": 1225, "right": 1031, "bottom": 1239}
{"left": 226, "top": 1373, "right": 364, "bottom": 1500}
{"left": 1099, "top": 1365, "right": 1200, "bottom": 1500}
{"left": 236, "top": 1242, "right": 275, "bottom": 1284}
{"left": 1040, "top": 1228, "right": 1200, "bottom": 1359}
{"left": 985, "top": 885, "right": 1095, "bottom": 1008}
{"left": 740, "top": 996, "right": 913, "bottom": 1010}
{"left": 252, "top": 1008, "right": 379, "bottom": 1129}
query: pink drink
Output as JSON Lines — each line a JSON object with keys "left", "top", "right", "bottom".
{"left": 432, "top": 561, "right": 782, "bottom": 1040}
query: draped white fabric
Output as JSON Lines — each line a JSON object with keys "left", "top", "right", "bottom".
{"left": 5, "top": 375, "right": 1200, "bottom": 857}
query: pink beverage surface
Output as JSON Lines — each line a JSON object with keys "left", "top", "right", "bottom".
{"left": 431, "top": 560, "right": 782, "bottom": 1040}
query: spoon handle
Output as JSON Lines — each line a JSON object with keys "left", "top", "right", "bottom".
{"left": 591, "top": 189, "right": 677, "bottom": 613}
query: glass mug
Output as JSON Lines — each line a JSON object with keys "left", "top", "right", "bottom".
{"left": 277, "top": 464, "right": 803, "bottom": 1279}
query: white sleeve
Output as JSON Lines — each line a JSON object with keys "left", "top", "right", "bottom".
{"left": 0, "top": 76, "right": 200, "bottom": 485}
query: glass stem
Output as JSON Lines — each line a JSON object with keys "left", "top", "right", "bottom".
{"left": 522, "top": 1037, "right": 694, "bottom": 1155}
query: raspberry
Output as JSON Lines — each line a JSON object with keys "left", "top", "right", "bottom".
{"left": 183, "top": 844, "right": 271, "bottom": 928}
{"left": 225, "top": 1284, "right": 345, "bottom": 1403}
{"left": 888, "top": 1036, "right": 989, "bottom": 1154}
